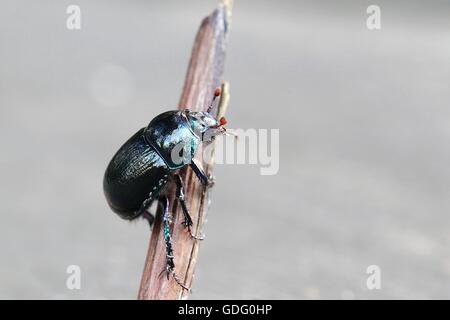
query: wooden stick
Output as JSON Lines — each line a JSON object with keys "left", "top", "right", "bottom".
{"left": 138, "top": 0, "right": 232, "bottom": 300}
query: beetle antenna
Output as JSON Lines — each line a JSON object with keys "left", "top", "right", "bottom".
{"left": 206, "top": 87, "right": 221, "bottom": 113}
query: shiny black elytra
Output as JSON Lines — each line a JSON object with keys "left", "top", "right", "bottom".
{"left": 103, "top": 89, "right": 227, "bottom": 290}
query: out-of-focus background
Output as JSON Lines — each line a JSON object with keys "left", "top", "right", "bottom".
{"left": 1, "top": 0, "right": 450, "bottom": 299}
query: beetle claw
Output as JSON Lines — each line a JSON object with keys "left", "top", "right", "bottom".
{"left": 165, "top": 266, "right": 191, "bottom": 292}
{"left": 186, "top": 226, "right": 205, "bottom": 240}
{"left": 206, "top": 174, "right": 215, "bottom": 188}
{"left": 190, "top": 231, "right": 205, "bottom": 241}
{"left": 182, "top": 223, "right": 205, "bottom": 241}
{"left": 182, "top": 218, "right": 193, "bottom": 228}
{"left": 165, "top": 266, "right": 171, "bottom": 280}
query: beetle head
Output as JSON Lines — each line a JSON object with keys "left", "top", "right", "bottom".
{"left": 185, "top": 111, "right": 228, "bottom": 145}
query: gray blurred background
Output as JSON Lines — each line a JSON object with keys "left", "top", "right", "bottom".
{"left": 1, "top": 0, "right": 450, "bottom": 299}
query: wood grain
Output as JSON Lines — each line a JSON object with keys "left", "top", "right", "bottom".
{"left": 138, "top": 0, "right": 232, "bottom": 300}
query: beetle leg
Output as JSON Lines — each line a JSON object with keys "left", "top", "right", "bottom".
{"left": 175, "top": 175, "right": 192, "bottom": 228}
{"left": 159, "top": 196, "right": 190, "bottom": 292}
{"left": 141, "top": 210, "right": 155, "bottom": 229}
{"left": 190, "top": 158, "right": 215, "bottom": 187}
{"left": 137, "top": 193, "right": 157, "bottom": 228}
{"left": 174, "top": 174, "right": 205, "bottom": 240}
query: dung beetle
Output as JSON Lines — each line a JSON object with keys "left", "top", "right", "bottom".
{"left": 103, "top": 88, "right": 228, "bottom": 290}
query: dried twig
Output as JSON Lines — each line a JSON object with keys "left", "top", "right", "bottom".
{"left": 138, "top": 0, "right": 232, "bottom": 300}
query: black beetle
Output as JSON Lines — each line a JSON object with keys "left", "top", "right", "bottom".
{"left": 103, "top": 88, "right": 228, "bottom": 289}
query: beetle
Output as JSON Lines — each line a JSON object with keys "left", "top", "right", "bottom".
{"left": 103, "top": 88, "right": 228, "bottom": 290}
